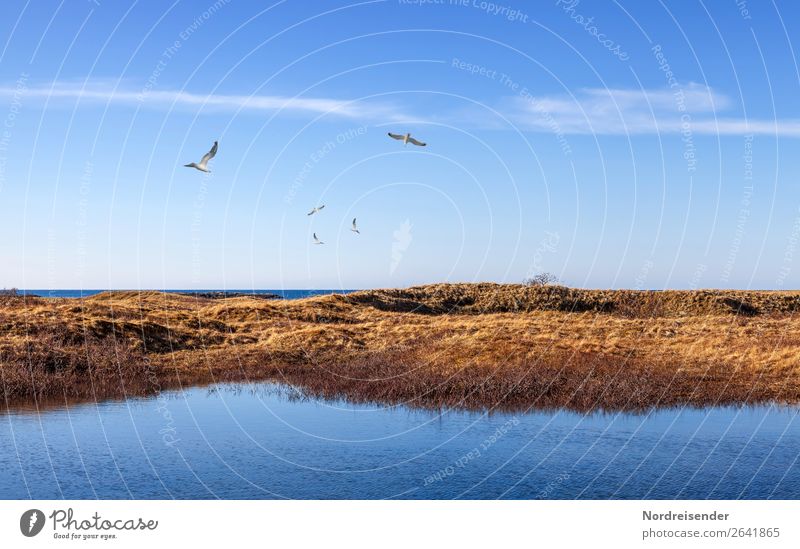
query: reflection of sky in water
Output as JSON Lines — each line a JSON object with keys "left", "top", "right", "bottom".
{"left": 1, "top": 384, "right": 798, "bottom": 499}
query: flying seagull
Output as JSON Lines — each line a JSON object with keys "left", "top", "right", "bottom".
{"left": 351, "top": 218, "right": 360, "bottom": 234}
{"left": 313, "top": 232, "right": 324, "bottom": 245}
{"left": 184, "top": 141, "right": 218, "bottom": 173}
{"left": 388, "top": 132, "right": 426, "bottom": 147}
{"left": 307, "top": 205, "right": 325, "bottom": 216}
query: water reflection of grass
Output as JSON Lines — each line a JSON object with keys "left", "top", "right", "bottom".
{"left": 1, "top": 283, "right": 799, "bottom": 412}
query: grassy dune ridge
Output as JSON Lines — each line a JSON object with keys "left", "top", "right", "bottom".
{"left": 1, "top": 283, "right": 800, "bottom": 411}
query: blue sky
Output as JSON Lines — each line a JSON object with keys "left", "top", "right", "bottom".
{"left": 0, "top": 0, "right": 799, "bottom": 290}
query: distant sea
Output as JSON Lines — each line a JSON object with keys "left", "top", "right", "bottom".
{"left": 19, "top": 289, "right": 357, "bottom": 299}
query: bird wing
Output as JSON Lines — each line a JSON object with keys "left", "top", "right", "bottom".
{"left": 199, "top": 141, "right": 218, "bottom": 166}
{"left": 313, "top": 233, "right": 319, "bottom": 241}
{"left": 319, "top": 205, "right": 325, "bottom": 210}
{"left": 408, "top": 137, "right": 426, "bottom": 147}
{"left": 352, "top": 218, "right": 357, "bottom": 229}
{"left": 387, "top": 132, "right": 405, "bottom": 141}
{"left": 307, "top": 209, "right": 315, "bottom": 216}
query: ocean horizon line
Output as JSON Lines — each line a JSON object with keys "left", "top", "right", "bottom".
{"left": 9, "top": 288, "right": 360, "bottom": 299}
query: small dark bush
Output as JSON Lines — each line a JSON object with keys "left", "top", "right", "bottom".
{"left": 523, "top": 273, "right": 559, "bottom": 287}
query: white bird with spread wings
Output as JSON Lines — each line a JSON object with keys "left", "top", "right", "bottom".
{"left": 184, "top": 141, "right": 218, "bottom": 173}
{"left": 388, "top": 132, "right": 426, "bottom": 147}
{"left": 307, "top": 205, "right": 325, "bottom": 216}
{"left": 351, "top": 218, "right": 360, "bottom": 234}
{"left": 313, "top": 232, "right": 324, "bottom": 245}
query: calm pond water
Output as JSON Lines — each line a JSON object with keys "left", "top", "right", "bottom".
{"left": 1, "top": 384, "right": 798, "bottom": 499}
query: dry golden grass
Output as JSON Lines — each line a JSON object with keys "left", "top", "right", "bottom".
{"left": 2, "top": 284, "right": 800, "bottom": 411}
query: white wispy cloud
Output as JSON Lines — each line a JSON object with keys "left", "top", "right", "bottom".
{"left": 0, "top": 80, "right": 408, "bottom": 121}
{"left": 3, "top": 80, "right": 797, "bottom": 136}
{"left": 503, "top": 83, "right": 800, "bottom": 136}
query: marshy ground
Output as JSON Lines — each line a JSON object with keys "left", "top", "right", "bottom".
{"left": 2, "top": 283, "right": 800, "bottom": 412}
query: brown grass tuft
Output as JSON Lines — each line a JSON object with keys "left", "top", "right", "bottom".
{"left": 0, "top": 323, "right": 155, "bottom": 405}
{"left": 1, "top": 283, "right": 800, "bottom": 411}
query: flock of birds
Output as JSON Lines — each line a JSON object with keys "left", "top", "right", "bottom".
{"left": 183, "top": 132, "right": 427, "bottom": 245}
